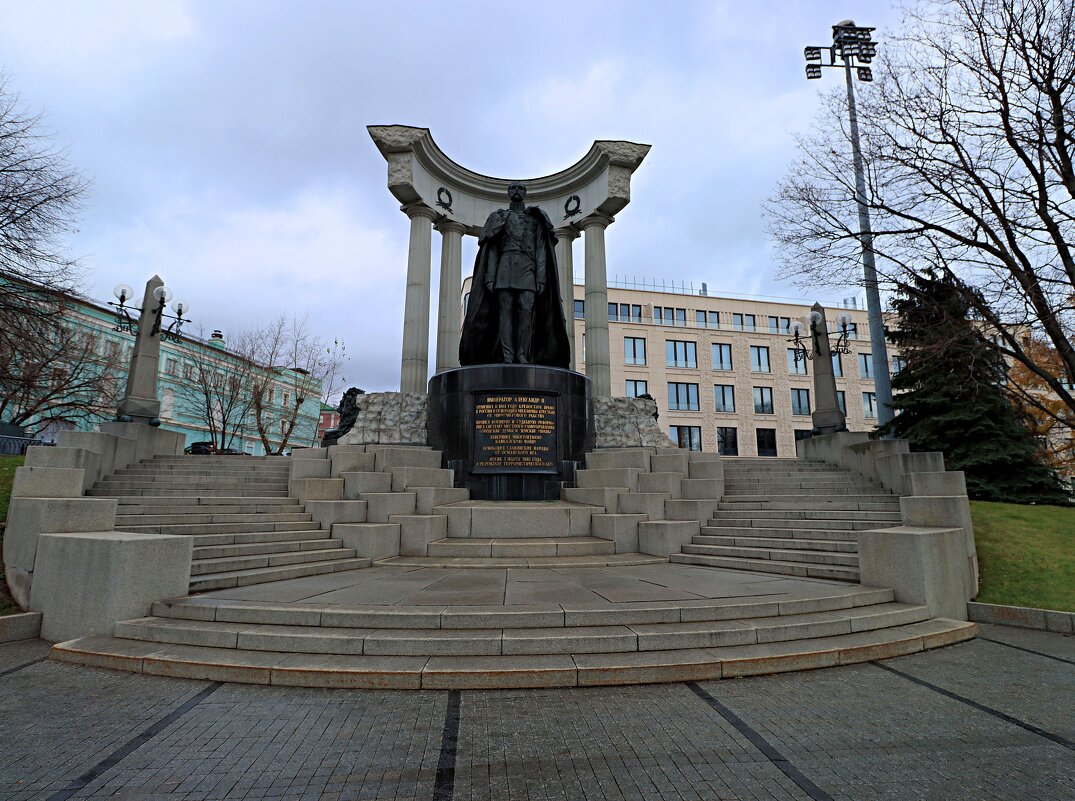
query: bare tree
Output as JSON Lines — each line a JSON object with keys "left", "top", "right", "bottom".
{"left": 248, "top": 315, "right": 338, "bottom": 454}
{"left": 172, "top": 330, "right": 256, "bottom": 452}
{"left": 0, "top": 304, "right": 121, "bottom": 434}
{"left": 767, "top": 0, "right": 1075, "bottom": 425}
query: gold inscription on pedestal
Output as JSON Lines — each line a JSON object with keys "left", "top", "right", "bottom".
{"left": 472, "top": 393, "right": 557, "bottom": 473}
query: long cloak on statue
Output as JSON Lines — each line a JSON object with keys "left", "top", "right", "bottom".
{"left": 458, "top": 205, "right": 571, "bottom": 367}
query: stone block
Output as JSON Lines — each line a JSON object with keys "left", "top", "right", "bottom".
{"left": 561, "top": 486, "right": 624, "bottom": 512}
{"left": 304, "top": 500, "right": 367, "bottom": 527}
{"left": 4, "top": 565, "right": 31, "bottom": 609}
{"left": 372, "top": 445, "right": 442, "bottom": 471}
{"left": 24, "top": 446, "right": 101, "bottom": 492}
{"left": 336, "top": 392, "right": 428, "bottom": 446}
{"left": 679, "top": 478, "right": 723, "bottom": 500}
{"left": 585, "top": 449, "right": 653, "bottom": 471}
{"left": 664, "top": 499, "right": 720, "bottom": 524}
{"left": 901, "top": 494, "right": 977, "bottom": 599}
{"left": 638, "top": 520, "right": 699, "bottom": 556}
{"left": 414, "top": 487, "right": 469, "bottom": 515}
{"left": 342, "top": 471, "right": 393, "bottom": 498}
{"left": 576, "top": 468, "right": 642, "bottom": 491}
{"left": 3, "top": 497, "right": 117, "bottom": 571}
{"left": 389, "top": 466, "right": 453, "bottom": 491}
{"left": 0, "top": 611, "right": 42, "bottom": 643}
{"left": 908, "top": 471, "right": 968, "bottom": 497}
{"left": 360, "top": 492, "right": 416, "bottom": 522}
{"left": 327, "top": 443, "right": 367, "bottom": 455}
{"left": 291, "top": 478, "right": 343, "bottom": 502}
{"left": 687, "top": 461, "right": 724, "bottom": 480}
{"left": 101, "top": 422, "right": 185, "bottom": 463}
{"left": 469, "top": 505, "right": 572, "bottom": 538}
{"left": 876, "top": 451, "right": 947, "bottom": 494}
{"left": 617, "top": 492, "right": 669, "bottom": 520}
{"left": 290, "top": 459, "right": 331, "bottom": 480}
{"left": 592, "top": 396, "right": 674, "bottom": 448}
{"left": 393, "top": 514, "right": 448, "bottom": 556}
{"left": 638, "top": 472, "right": 683, "bottom": 498}
{"left": 56, "top": 431, "right": 118, "bottom": 481}
{"left": 12, "top": 467, "right": 85, "bottom": 499}
{"left": 857, "top": 526, "right": 968, "bottom": 620}
{"left": 591, "top": 513, "right": 647, "bottom": 553}
{"left": 329, "top": 450, "right": 376, "bottom": 475}
{"left": 333, "top": 523, "right": 400, "bottom": 560}
{"left": 30, "top": 531, "right": 192, "bottom": 642}
{"left": 650, "top": 452, "right": 689, "bottom": 473}
{"left": 440, "top": 504, "right": 472, "bottom": 537}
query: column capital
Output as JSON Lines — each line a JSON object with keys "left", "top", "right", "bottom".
{"left": 578, "top": 212, "right": 614, "bottom": 231}
{"left": 435, "top": 218, "right": 468, "bottom": 235}
{"left": 554, "top": 225, "right": 580, "bottom": 241}
{"left": 402, "top": 202, "right": 438, "bottom": 222}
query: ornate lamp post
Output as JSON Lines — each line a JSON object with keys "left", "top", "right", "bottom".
{"left": 804, "top": 21, "right": 894, "bottom": 431}
{"left": 789, "top": 303, "right": 853, "bottom": 436}
{"left": 108, "top": 275, "right": 191, "bottom": 425}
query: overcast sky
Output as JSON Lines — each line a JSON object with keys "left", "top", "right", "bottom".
{"left": 0, "top": 1, "right": 902, "bottom": 395}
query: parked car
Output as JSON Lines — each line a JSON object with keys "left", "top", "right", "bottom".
{"left": 219, "top": 447, "right": 244, "bottom": 455}
{"left": 184, "top": 441, "right": 216, "bottom": 455}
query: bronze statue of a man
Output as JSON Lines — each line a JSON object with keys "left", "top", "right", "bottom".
{"left": 458, "top": 182, "right": 571, "bottom": 367}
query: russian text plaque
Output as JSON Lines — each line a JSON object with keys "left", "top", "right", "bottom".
{"left": 472, "top": 392, "right": 557, "bottom": 473}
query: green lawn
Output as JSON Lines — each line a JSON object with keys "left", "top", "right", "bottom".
{"left": 0, "top": 455, "right": 24, "bottom": 616}
{"left": 971, "top": 500, "right": 1075, "bottom": 612}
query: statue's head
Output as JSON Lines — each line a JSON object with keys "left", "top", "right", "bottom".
{"left": 507, "top": 182, "right": 527, "bottom": 203}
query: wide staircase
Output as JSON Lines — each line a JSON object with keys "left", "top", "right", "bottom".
{"left": 670, "top": 458, "right": 901, "bottom": 581}
{"left": 53, "top": 445, "right": 975, "bottom": 689}
{"left": 89, "top": 455, "right": 370, "bottom": 591}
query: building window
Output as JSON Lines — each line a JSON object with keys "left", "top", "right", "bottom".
{"left": 183, "top": 363, "right": 196, "bottom": 381}
{"left": 666, "top": 340, "right": 697, "bottom": 368}
{"left": 463, "top": 292, "right": 470, "bottom": 314}
{"left": 787, "top": 348, "right": 807, "bottom": 375}
{"left": 845, "top": 322, "right": 859, "bottom": 339}
{"left": 626, "top": 379, "right": 648, "bottom": 398}
{"left": 625, "top": 337, "right": 647, "bottom": 366}
{"left": 768, "top": 316, "right": 791, "bottom": 334}
{"left": 859, "top": 353, "right": 873, "bottom": 379}
{"left": 756, "top": 428, "right": 778, "bottom": 457}
{"left": 791, "top": 388, "right": 811, "bottom": 416}
{"left": 714, "top": 384, "right": 736, "bottom": 413}
{"left": 610, "top": 303, "right": 642, "bottom": 322}
{"left": 283, "top": 391, "right": 291, "bottom": 408}
{"left": 794, "top": 429, "right": 812, "bottom": 443}
{"left": 670, "top": 425, "right": 703, "bottom": 451}
{"left": 750, "top": 345, "right": 771, "bottom": 373}
{"left": 165, "top": 358, "right": 178, "bottom": 376}
{"left": 655, "top": 306, "right": 687, "bottom": 326}
{"left": 695, "top": 310, "right": 719, "bottom": 328}
{"left": 712, "top": 343, "right": 733, "bottom": 371}
{"left": 668, "top": 382, "right": 700, "bottom": 411}
{"left": 836, "top": 390, "right": 847, "bottom": 415}
{"left": 753, "top": 386, "right": 774, "bottom": 414}
{"left": 732, "top": 313, "right": 756, "bottom": 332}
{"left": 573, "top": 299, "right": 585, "bottom": 319}
{"left": 832, "top": 353, "right": 843, "bottom": 377}
{"left": 280, "top": 419, "right": 288, "bottom": 435}
{"left": 863, "top": 392, "right": 878, "bottom": 419}
{"left": 892, "top": 355, "right": 906, "bottom": 375}
{"left": 717, "top": 427, "right": 739, "bottom": 456}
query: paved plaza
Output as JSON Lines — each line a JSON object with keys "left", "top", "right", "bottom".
{"left": 1, "top": 622, "right": 1071, "bottom": 801}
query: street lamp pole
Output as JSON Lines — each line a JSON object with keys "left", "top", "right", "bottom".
{"left": 805, "top": 21, "right": 894, "bottom": 431}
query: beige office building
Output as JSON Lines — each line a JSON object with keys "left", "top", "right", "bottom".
{"left": 569, "top": 283, "right": 895, "bottom": 457}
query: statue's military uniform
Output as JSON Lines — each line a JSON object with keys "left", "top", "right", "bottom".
{"left": 487, "top": 208, "right": 545, "bottom": 292}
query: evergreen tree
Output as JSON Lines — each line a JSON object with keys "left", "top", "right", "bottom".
{"left": 880, "top": 270, "right": 1070, "bottom": 505}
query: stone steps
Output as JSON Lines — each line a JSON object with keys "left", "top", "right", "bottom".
{"left": 190, "top": 547, "right": 360, "bottom": 577}
{"left": 437, "top": 501, "right": 599, "bottom": 539}
{"left": 192, "top": 530, "right": 340, "bottom": 547}
{"left": 188, "top": 557, "right": 372, "bottom": 592}
{"left": 120, "top": 521, "right": 323, "bottom": 537}
{"left": 426, "top": 536, "right": 615, "bottom": 558}
{"left": 680, "top": 542, "right": 859, "bottom": 567}
{"left": 115, "top": 512, "right": 313, "bottom": 526}
{"left": 670, "top": 552, "right": 860, "bottom": 581}
{"left": 50, "top": 618, "right": 975, "bottom": 688}
{"left": 693, "top": 533, "right": 858, "bottom": 552}
{"left": 723, "top": 484, "right": 885, "bottom": 494}
{"left": 700, "top": 524, "right": 860, "bottom": 540}
{"left": 91, "top": 488, "right": 292, "bottom": 497}
{"left": 709, "top": 510, "right": 902, "bottom": 522}
{"left": 115, "top": 497, "right": 301, "bottom": 509}
{"left": 193, "top": 538, "right": 345, "bottom": 560}
{"left": 115, "top": 502, "right": 304, "bottom": 516}
{"left": 377, "top": 553, "right": 666, "bottom": 569}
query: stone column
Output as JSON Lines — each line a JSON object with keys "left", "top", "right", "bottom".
{"left": 554, "top": 226, "right": 579, "bottom": 371}
{"left": 399, "top": 204, "right": 437, "bottom": 394}
{"left": 116, "top": 276, "right": 164, "bottom": 424}
{"left": 580, "top": 215, "right": 613, "bottom": 396}
{"left": 809, "top": 303, "right": 847, "bottom": 434}
{"left": 435, "top": 219, "right": 467, "bottom": 372}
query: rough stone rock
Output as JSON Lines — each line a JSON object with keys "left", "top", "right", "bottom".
{"left": 338, "top": 392, "right": 428, "bottom": 446}
{"left": 593, "top": 397, "right": 674, "bottom": 448}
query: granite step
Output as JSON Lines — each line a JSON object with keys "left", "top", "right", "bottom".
{"left": 378, "top": 553, "right": 666, "bottom": 569}
{"left": 680, "top": 543, "right": 859, "bottom": 567}
{"left": 115, "top": 496, "right": 300, "bottom": 508}
{"left": 114, "top": 502, "right": 304, "bottom": 517}
{"left": 116, "top": 512, "right": 313, "bottom": 527}
{"left": 705, "top": 518, "right": 894, "bottom": 532}
{"left": 700, "top": 525, "right": 861, "bottom": 541}
{"left": 190, "top": 547, "right": 360, "bottom": 577}
{"left": 50, "top": 618, "right": 976, "bottom": 688}
{"left": 188, "top": 557, "right": 372, "bottom": 592}
{"left": 723, "top": 483, "right": 887, "bottom": 494}
{"left": 709, "top": 510, "right": 903, "bottom": 522}
{"left": 670, "top": 552, "right": 860, "bottom": 581}
{"left": 120, "top": 521, "right": 322, "bottom": 537}
{"left": 107, "top": 601, "right": 931, "bottom": 657}
{"left": 193, "top": 538, "right": 345, "bottom": 560}
{"left": 426, "top": 536, "right": 615, "bottom": 558}
{"left": 191, "top": 530, "right": 339, "bottom": 547}
{"left": 692, "top": 534, "right": 858, "bottom": 552}
{"left": 90, "top": 488, "right": 291, "bottom": 498}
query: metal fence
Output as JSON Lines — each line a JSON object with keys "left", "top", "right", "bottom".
{"left": 0, "top": 436, "right": 51, "bottom": 456}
